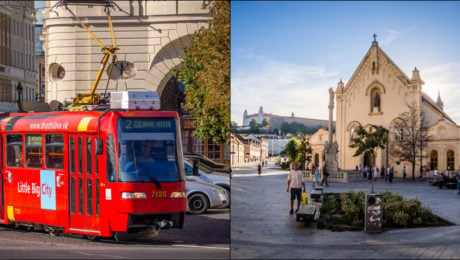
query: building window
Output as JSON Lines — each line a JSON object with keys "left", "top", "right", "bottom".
{"left": 447, "top": 150, "right": 455, "bottom": 171}
{"left": 393, "top": 125, "right": 403, "bottom": 141}
{"left": 182, "top": 130, "right": 191, "bottom": 153}
{"left": 224, "top": 144, "right": 230, "bottom": 160}
{"left": 430, "top": 150, "right": 438, "bottom": 170}
{"left": 371, "top": 88, "right": 381, "bottom": 113}
{"left": 193, "top": 138, "right": 203, "bottom": 154}
{"left": 207, "top": 139, "right": 220, "bottom": 160}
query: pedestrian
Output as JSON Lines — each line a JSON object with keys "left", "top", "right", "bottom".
{"left": 386, "top": 165, "right": 391, "bottom": 182}
{"left": 257, "top": 163, "right": 262, "bottom": 176}
{"left": 381, "top": 166, "right": 385, "bottom": 179}
{"left": 364, "top": 165, "right": 369, "bottom": 180}
{"left": 433, "top": 167, "right": 439, "bottom": 181}
{"left": 439, "top": 172, "right": 448, "bottom": 189}
{"left": 312, "top": 165, "right": 320, "bottom": 188}
{"left": 457, "top": 170, "right": 460, "bottom": 194}
{"left": 389, "top": 166, "right": 394, "bottom": 183}
{"left": 321, "top": 163, "right": 329, "bottom": 187}
{"left": 420, "top": 166, "right": 423, "bottom": 180}
{"left": 402, "top": 165, "right": 406, "bottom": 179}
{"left": 372, "top": 166, "right": 378, "bottom": 181}
{"left": 287, "top": 163, "right": 306, "bottom": 214}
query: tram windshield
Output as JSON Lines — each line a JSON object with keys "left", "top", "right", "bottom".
{"left": 117, "top": 117, "right": 181, "bottom": 183}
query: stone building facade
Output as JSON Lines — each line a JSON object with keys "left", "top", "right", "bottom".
{"left": 335, "top": 36, "right": 458, "bottom": 177}
{"left": 41, "top": 0, "right": 211, "bottom": 104}
{"left": 0, "top": 0, "right": 37, "bottom": 111}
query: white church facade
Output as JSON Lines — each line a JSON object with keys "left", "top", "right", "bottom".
{"left": 335, "top": 35, "right": 459, "bottom": 177}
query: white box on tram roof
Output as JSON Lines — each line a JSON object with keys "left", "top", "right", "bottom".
{"left": 110, "top": 91, "right": 161, "bottom": 110}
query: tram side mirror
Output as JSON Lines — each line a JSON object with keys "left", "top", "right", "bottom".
{"left": 95, "top": 138, "right": 103, "bottom": 155}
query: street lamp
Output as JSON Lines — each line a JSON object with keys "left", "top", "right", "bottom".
{"left": 16, "top": 82, "right": 23, "bottom": 103}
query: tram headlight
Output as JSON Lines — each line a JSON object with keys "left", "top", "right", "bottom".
{"left": 121, "top": 192, "right": 147, "bottom": 199}
{"left": 170, "top": 191, "right": 186, "bottom": 198}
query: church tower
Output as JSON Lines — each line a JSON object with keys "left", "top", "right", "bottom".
{"left": 436, "top": 91, "right": 444, "bottom": 111}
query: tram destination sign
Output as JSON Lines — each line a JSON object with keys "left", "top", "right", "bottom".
{"left": 121, "top": 118, "right": 174, "bottom": 132}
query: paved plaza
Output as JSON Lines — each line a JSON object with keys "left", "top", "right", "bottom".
{"left": 231, "top": 165, "right": 460, "bottom": 259}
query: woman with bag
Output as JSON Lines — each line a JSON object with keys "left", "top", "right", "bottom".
{"left": 313, "top": 165, "right": 320, "bottom": 188}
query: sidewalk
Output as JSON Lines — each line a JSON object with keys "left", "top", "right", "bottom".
{"left": 231, "top": 166, "right": 460, "bottom": 259}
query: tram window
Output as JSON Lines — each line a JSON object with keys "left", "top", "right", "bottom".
{"left": 78, "top": 177, "right": 83, "bottom": 215}
{"left": 6, "top": 134, "right": 23, "bottom": 168}
{"left": 106, "top": 134, "right": 116, "bottom": 182}
{"left": 95, "top": 178, "right": 100, "bottom": 216}
{"left": 70, "top": 177, "right": 76, "bottom": 214}
{"left": 87, "top": 178, "right": 93, "bottom": 216}
{"left": 78, "top": 137, "right": 82, "bottom": 174}
{"left": 87, "top": 137, "right": 92, "bottom": 174}
{"left": 96, "top": 152, "right": 99, "bottom": 175}
{"left": 45, "top": 134, "right": 64, "bottom": 170}
{"left": 25, "top": 134, "right": 42, "bottom": 168}
{"left": 70, "top": 137, "right": 75, "bottom": 173}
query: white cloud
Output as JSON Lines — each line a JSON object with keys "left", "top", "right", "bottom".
{"left": 380, "top": 29, "right": 401, "bottom": 46}
{"left": 231, "top": 56, "right": 339, "bottom": 125}
{"left": 421, "top": 61, "right": 460, "bottom": 124}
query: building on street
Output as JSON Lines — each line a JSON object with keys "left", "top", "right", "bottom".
{"left": 0, "top": 0, "right": 37, "bottom": 111}
{"left": 336, "top": 35, "right": 460, "bottom": 176}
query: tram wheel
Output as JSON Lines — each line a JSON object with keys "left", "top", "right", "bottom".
{"left": 86, "top": 235, "right": 100, "bottom": 241}
{"left": 188, "top": 193, "right": 208, "bottom": 214}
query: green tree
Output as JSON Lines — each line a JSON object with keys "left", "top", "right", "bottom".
{"left": 390, "top": 102, "right": 432, "bottom": 180}
{"left": 284, "top": 138, "right": 300, "bottom": 162}
{"left": 175, "top": 1, "right": 230, "bottom": 143}
{"left": 261, "top": 118, "right": 269, "bottom": 127}
{"left": 296, "top": 137, "right": 312, "bottom": 169}
{"left": 349, "top": 125, "right": 388, "bottom": 192}
{"left": 249, "top": 119, "right": 259, "bottom": 133}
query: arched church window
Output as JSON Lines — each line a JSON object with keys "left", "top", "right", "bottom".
{"left": 371, "top": 88, "right": 381, "bottom": 113}
{"left": 392, "top": 125, "right": 403, "bottom": 141}
{"left": 447, "top": 150, "right": 455, "bottom": 170}
{"left": 430, "top": 150, "right": 438, "bottom": 170}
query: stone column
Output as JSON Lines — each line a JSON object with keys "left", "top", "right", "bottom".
{"left": 325, "top": 87, "right": 338, "bottom": 173}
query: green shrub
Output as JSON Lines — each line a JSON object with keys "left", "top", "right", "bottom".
{"left": 393, "top": 210, "right": 409, "bottom": 227}
{"left": 318, "top": 191, "right": 451, "bottom": 232}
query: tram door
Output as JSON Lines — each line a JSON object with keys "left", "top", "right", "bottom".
{"left": 0, "top": 137, "right": 3, "bottom": 221}
{"left": 69, "top": 134, "right": 99, "bottom": 232}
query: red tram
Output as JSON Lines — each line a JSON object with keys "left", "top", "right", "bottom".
{"left": 0, "top": 92, "right": 187, "bottom": 239}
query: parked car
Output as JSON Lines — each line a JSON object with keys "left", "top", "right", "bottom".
{"left": 184, "top": 152, "right": 231, "bottom": 174}
{"left": 184, "top": 159, "right": 230, "bottom": 192}
{"left": 186, "top": 180, "right": 229, "bottom": 214}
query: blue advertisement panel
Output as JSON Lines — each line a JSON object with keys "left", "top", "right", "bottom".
{"left": 40, "top": 170, "right": 56, "bottom": 210}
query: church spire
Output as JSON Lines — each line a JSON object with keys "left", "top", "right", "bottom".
{"left": 372, "top": 33, "right": 378, "bottom": 46}
{"left": 436, "top": 90, "right": 444, "bottom": 111}
{"left": 411, "top": 66, "right": 421, "bottom": 81}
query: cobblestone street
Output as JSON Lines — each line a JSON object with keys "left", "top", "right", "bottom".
{"left": 231, "top": 165, "right": 460, "bottom": 259}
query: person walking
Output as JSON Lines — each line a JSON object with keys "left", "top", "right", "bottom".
{"left": 372, "top": 166, "right": 378, "bottom": 181}
{"left": 402, "top": 165, "right": 406, "bottom": 179}
{"left": 321, "top": 163, "right": 329, "bottom": 187}
{"left": 389, "top": 166, "right": 394, "bottom": 183}
{"left": 287, "top": 163, "right": 306, "bottom": 214}
{"left": 386, "top": 165, "right": 391, "bottom": 182}
{"left": 257, "top": 163, "right": 262, "bottom": 176}
{"left": 312, "top": 165, "right": 320, "bottom": 188}
{"left": 457, "top": 170, "right": 460, "bottom": 194}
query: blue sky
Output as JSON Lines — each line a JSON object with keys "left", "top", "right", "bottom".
{"left": 231, "top": 1, "right": 460, "bottom": 125}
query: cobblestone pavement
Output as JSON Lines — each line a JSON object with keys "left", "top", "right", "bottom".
{"left": 231, "top": 165, "right": 460, "bottom": 259}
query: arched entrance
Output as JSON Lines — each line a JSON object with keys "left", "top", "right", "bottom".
{"left": 159, "top": 76, "right": 185, "bottom": 112}
{"left": 363, "top": 152, "right": 375, "bottom": 168}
